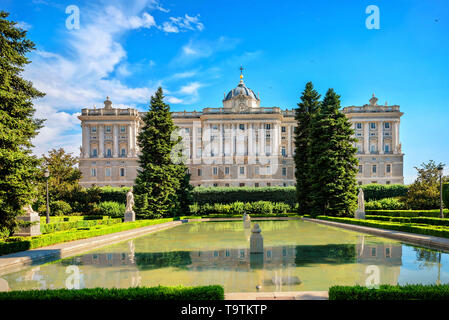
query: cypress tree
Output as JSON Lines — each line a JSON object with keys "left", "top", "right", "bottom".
{"left": 308, "top": 88, "right": 358, "bottom": 217}
{"left": 294, "top": 82, "right": 321, "bottom": 215}
{"left": 0, "top": 11, "right": 45, "bottom": 235}
{"left": 134, "top": 87, "right": 191, "bottom": 218}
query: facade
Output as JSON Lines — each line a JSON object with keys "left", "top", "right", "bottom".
{"left": 78, "top": 74, "right": 404, "bottom": 187}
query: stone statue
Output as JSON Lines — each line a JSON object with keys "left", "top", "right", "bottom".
{"left": 355, "top": 188, "right": 365, "bottom": 219}
{"left": 15, "top": 203, "right": 40, "bottom": 237}
{"left": 126, "top": 187, "right": 134, "bottom": 212}
{"left": 124, "top": 187, "right": 136, "bottom": 222}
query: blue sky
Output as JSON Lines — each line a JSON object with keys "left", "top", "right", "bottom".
{"left": 3, "top": 0, "right": 449, "bottom": 183}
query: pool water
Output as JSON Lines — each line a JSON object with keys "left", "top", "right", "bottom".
{"left": 2, "top": 220, "right": 449, "bottom": 292}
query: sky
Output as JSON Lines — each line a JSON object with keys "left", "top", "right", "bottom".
{"left": 2, "top": 0, "right": 449, "bottom": 184}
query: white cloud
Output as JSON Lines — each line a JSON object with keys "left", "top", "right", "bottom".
{"left": 179, "top": 82, "right": 203, "bottom": 95}
{"left": 161, "top": 14, "right": 204, "bottom": 33}
{"left": 16, "top": 21, "right": 32, "bottom": 30}
{"left": 166, "top": 96, "right": 183, "bottom": 104}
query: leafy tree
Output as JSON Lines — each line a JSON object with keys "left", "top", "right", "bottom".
{"left": 0, "top": 11, "right": 44, "bottom": 234}
{"left": 294, "top": 82, "right": 320, "bottom": 214}
{"left": 308, "top": 88, "right": 358, "bottom": 217}
{"left": 134, "top": 87, "right": 190, "bottom": 218}
{"left": 403, "top": 160, "right": 448, "bottom": 209}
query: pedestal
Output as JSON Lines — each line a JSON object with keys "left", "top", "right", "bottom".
{"left": 250, "top": 224, "right": 263, "bottom": 254}
{"left": 355, "top": 210, "right": 365, "bottom": 220}
{"left": 15, "top": 212, "right": 41, "bottom": 237}
{"left": 124, "top": 210, "right": 136, "bottom": 222}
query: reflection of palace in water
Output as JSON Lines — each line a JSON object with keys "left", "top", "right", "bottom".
{"left": 2, "top": 232, "right": 407, "bottom": 292}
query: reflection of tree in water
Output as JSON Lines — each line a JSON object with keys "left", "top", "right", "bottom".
{"left": 413, "top": 247, "right": 440, "bottom": 270}
{"left": 135, "top": 251, "right": 192, "bottom": 270}
{"left": 295, "top": 244, "right": 357, "bottom": 265}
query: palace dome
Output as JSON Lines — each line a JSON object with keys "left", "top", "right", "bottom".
{"left": 224, "top": 77, "right": 259, "bottom": 101}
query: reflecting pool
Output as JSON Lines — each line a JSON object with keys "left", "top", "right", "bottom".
{"left": 2, "top": 220, "right": 449, "bottom": 292}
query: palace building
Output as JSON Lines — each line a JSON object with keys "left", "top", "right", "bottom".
{"left": 78, "top": 73, "right": 404, "bottom": 187}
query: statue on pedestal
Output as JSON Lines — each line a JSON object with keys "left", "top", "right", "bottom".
{"left": 124, "top": 187, "right": 136, "bottom": 222}
{"left": 15, "top": 202, "right": 41, "bottom": 237}
{"left": 355, "top": 188, "right": 365, "bottom": 219}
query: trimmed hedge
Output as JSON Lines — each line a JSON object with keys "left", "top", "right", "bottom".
{"left": 95, "top": 201, "right": 126, "bottom": 218}
{"left": 329, "top": 284, "right": 449, "bottom": 300}
{"left": 189, "top": 201, "right": 293, "bottom": 216}
{"left": 361, "top": 184, "right": 409, "bottom": 201}
{"left": 0, "top": 285, "right": 224, "bottom": 300}
{"left": 366, "top": 215, "right": 449, "bottom": 226}
{"left": 192, "top": 187, "right": 297, "bottom": 206}
{"left": 0, "top": 218, "right": 174, "bottom": 256}
{"left": 365, "top": 209, "right": 448, "bottom": 218}
{"left": 365, "top": 198, "right": 407, "bottom": 210}
{"left": 316, "top": 215, "right": 449, "bottom": 238}
{"left": 40, "top": 218, "right": 122, "bottom": 234}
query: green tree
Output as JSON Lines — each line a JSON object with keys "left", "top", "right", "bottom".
{"left": 34, "top": 148, "right": 82, "bottom": 213}
{"left": 308, "top": 88, "right": 358, "bottom": 217}
{"left": 0, "top": 11, "right": 44, "bottom": 234}
{"left": 134, "top": 87, "right": 189, "bottom": 218}
{"left": 294, "top": 82, "right": 320, "bottom": 214}
{"left": 403, "top": 160, "right": 448, "bottom": 209}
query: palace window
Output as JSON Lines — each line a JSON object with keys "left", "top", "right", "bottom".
{"left": 213, "top": 183, "right": 218, "bottom": 187}
{"left": 386, "top": 164, "right": 391, "bottom": 173}
{"left": 185, "top": 128, "right": 190, "bottom": 134}
{"left": 384, "top": 122, "right": 390, "bottom": 129}
{"left": 121, "top": 148, "right": 126, "bottom": 157}
{"left": 281, "top": 126, "right": 286, "bottom": 133}
{"left": 105, "top": 168, "right": 111, "bottom": 177}
{"left": 105, "top": 126, "right": 112, "bottom": 133}
{"left": 359, "top": 165, "right": 363, "bottom": 173}
{"left": 197, "top": 148, "right": 202, "bottom": 157}
{"left": 213, "top": 167, "right": 218, "bottom": 175}
{"left": 385, "top": 248, "right": 391, "bottom": 258}
{"left": 120, "top": 168, "right": 125, "bottom": 177}
{"left": 266, "top": 166, "right": 271, "bottom": 175}
{"left": 282, "top": 167, "right": 287, "bottom": 176}
{"left": 370, "top": 123, "right": 376, "bottom": 129}
{"left": 255, "top": 167, "right": 259, "bottom": 175}
{"left": 91, "top": 126, "right": 97, "bottom": 133}
{"left": 120, "top": 126, "right": 126, "bottom": 133}
{"left": 92, "top": 149, "right": 98, "bottom": 157}
{"left": 372, "top": 165, "right": 377, "bottom": 173}
{"left": 356, "top": 123, "right": 362, "bottom": 129}
{"left": 282, "top": 147, "right": 286, "bottom": 157}
{"left": 255, "top": 183, "right": 259, "bottom": 187}
{"left": 385, "top": 144, "right": 390, "bottom": 153}
{"left": 267, "top": 182, "right": 271, "bottom": 187}
{"left": 225, "top": 167, "right": 230, "bottom": 175}
{"left": 239, "top": 167, "right": 245, "bottom": 175}
{"left": 198, "top": 169, "right": 202, "bottom": 176}
{"left": 265, "top": 124, "right": 271, "bottom": 130}
{"left": 106, "top": 149, "right": 112, "bottom": 157}
{"left": 91, "top": 168, "right": 96, "bottom": 177}
{"left": 239, "top": 124, "right": 245, "bottom": 130}
{"left": 239, "top": 183, "right": 245, "bottom": 187}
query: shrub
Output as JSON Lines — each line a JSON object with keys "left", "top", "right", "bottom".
{"left": 95, "top": 201, "right": 126, "bottom": 218}
{"left": 0, "top": 285, "right": 224, "bottom": 300}
{"left": 49, "top": 201, "right": 72, "bottom": 216}
{"left": 188, "top": 201, "right": 294, "bottom": 216}
{"left": 329, "top": 284, "right": 449, "bottom": 300}
{"left": 365, "top": 198, "right": 408, "bottom": 210}
{"left": 365, "top": 215, "right": 449, "bottom": 226}
{"left": 365, "top": 209, "right": 447, "bottom": 218}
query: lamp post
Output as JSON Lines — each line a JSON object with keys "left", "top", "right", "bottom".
{"left": 44, "top": 168, "right": 50, "bottom": 224}
{"left": 438, "top": 165, "right": 444, "bottom": 219}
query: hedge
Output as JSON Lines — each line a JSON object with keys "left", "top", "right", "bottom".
{"left": 365, "top": 209, "right": 449, "bottom": 218}
{"left": 316, "top": 215, "right": 449, "bottom": 238}
{"left": 189, "top": 201, "right": 294, "bottom": 216}
{"left": 40, "top": 218, "right": 122, "bottom": 234}
{"left": 0, "top": 218, "right": 174, "bottom": 256}
{"left": 0, "top": 285, "right": 224, "bottom": 300}
{"left": 444, "top": 182, "right": 449, "bottom": 209}
{"left": 329, "top": 284, "right": 449, "bottom": 300}
{"left": 95, "top": 201, "right": 126, "bottom": 218}
{"left": 365, "top": 198, "right": 407, "bottom": 210}
{"left": 365, "top": 215, "right": 449, "bottom": 226}
{"left": 361, "top": 184, "right": 409, "bottom": 201}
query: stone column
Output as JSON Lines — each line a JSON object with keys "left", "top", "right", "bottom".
{"left": 192, "top": 124, "right": 197, "bottom": 159}
{"left": 287, "top": 125, "right": 292, "bottom": 157}
{"left": 113, "top": 124, "right": 118, "bottom": 157}
{"left": 219, "top": 123, "right": 223, "bottom": 156}
{"left": 248, "top": 123, "right": 253, "bottom": 156}
{"left": 82, "top": 124, "right": 89, "bottom": 158}
{"left": 230, "top": 123, "right": 235, "bottom": 157}
{"left": 378, "top": 121, "right": 383, "bottom": 154}
{"left": 273, "top": 122, "right": 279, "bottom": 156}
{"left": 127, "top": 123, "right": 133, "bottom": 157}
{"left": 134, "top": 122, "right": 139, "bottom": 154}
{"left": 363, "top": 122, "right": 369, "bottom": 154}
{"left": 261, "top": 123, "right": 266, "bottom": 156}
{"left": 99, "top": 124, "right": 104, "bottom": 158}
